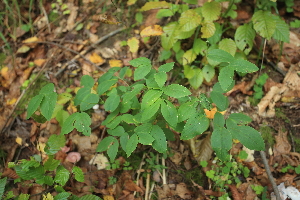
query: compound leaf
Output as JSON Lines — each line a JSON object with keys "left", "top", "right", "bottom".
{"left": 163, "top": 84, "right": 191, "bottom": 98}
{"left": 229, "top": 59, "right": 258, "bottom": 73}
{"left": 181, "top": 115, "right": 209, "bottom": 140}
{"left": 150, "top": 125, "right": 167, "bottom": 153}
{"left": 219, "top": 66, "right": 234, "bottom": 91}
{"left": 207, "top": 49, "right": 235, "bottom": 63}
{"left": 27, "top": 94, "right": 44, "bottom": 119}
{"left": 161, "top": 100, "right": 178, "bottom": 127}
{"left": 126, "top": 134, "right": 138, "bottom": 157}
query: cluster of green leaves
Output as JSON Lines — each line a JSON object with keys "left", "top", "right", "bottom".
{"left": 281, "top": 164, "right": 300, "bottom": 174}
{"left": 0, "top": 133, "right": 97, "bottom": 199}
{"left": 200, "top": 156, "right": 250, "bottom": 198}
{"left": 253, "top": 73, "right": 269, "bottom": 101}
{"left": 140, "top": 0, "right": 289, "bottom": 89}
{"left": 27, "top": 56, "right": 264, "bottom": 162}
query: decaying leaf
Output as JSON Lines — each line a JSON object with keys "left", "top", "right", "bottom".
{"left": 89, "top": 154, "right": 109, "bottom": 170}
{"left": 140, "top": 25, "right": 163, "bottom": 37}
{"left": 92, "top": 14, "right": 120, "bottom": 25}
{"left": 109, "top": 59, "right": 123, "bottom": 67}
{"left": 140, "top": 1, "right": 170, "bottom": 11}
{"left": 89, "top": 52, "right": 105, "bottom": 64}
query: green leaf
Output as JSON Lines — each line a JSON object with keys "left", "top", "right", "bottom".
{"left": 154, "top": 72, "right": 167, "bottom": 88}
{"left": 227, "top": 113, "right": 252, "bottom": 125}
{"left": 40, "top": 92, "right": 57, "bottom": 121}
{"left": 199, "top": 93, "right": 212, "bottom": 110}
{"left": 54, "top": 192, "right": 71, "bottom": 200}
{"left": 202, "top": 1, "right": 221, "bottom": 21}
{"left": 142, "top": 98, "right": 162, "bottom": 121}
{"left": 73, "top": 112, "right": 91, "bottom": 136}
{"left": 161, "top": 100, "right": 178, "bottom": 127}
{"left": 122, "top": 83, "right": 144, "bottom": 103}
{"left": 226, "top": 122, "right": 265, "bottom": 151}
{"left": 80, "top": 93, "right": 99, "bottom": 111}
{"left": 141, "top": 89, "right": 163, "bottom": 110}
{"left": 54, "top": 165, "right": 70, "bottom": 186}
{"left": 183, "top": 65, "right": 195, "bottom": 79}
{"left": 219, "top": 66, "right": 234, "bottom": 91}
{"left": 272, "top": 15, "right": 290, "bottom": 43}
{"left": 80, "top": 75, "right": 94, "bottom": 88}
{"left": 202, "top": 65, "right": 215, "bottom": 82}
{"left": 161, "top": 22, "right": 179, "bottom": 50}
{"left": 193, "top": 39, "right": 207, "bottom": 56}
{"left": 104, "top": 93, "right": 120, "bottom": 112}
{"left": 44, "top": 155, "right": 60, "bottom": 171}
{"left": 0, "top": 177, "right": 7, "bottom": 199}
{"left": 45, "top": 134, "right": 66, "bottom": 155}
{"left": 210, "top": 91, "right": 228, "bottom": 111}
{"left": 27, "top": 94, "right": 44, "bottom": 119}
{"left": 107, "top": 138, "right": 119, "bottom": 161}
{"left": 97, "top": 78, "right": 118, "bottom": 96}
{"left": 211, "top": 127, "right": 232, "bottom": 161}
{"left": 159, "top": 50, "right": 172, "bottom": 61}
{"left": 107, "top": 126, "right": 126, "bottom": 136}
{"left": 252, "top": 10, "right": 276, "bottom": 40}
{"left": 40, "top": 83, "right": 55, "bottom": 94}
{"left": 96, "top": 136, "right": 115, "bottom": 152}
{"left": 219, "top": 38, "right": 236, "bottom": 56}
{"left": 235, "top": 23, "right": 255, "bottom": 55}
{"left": 158, "top": 62, "right": 174, "bottom": 73}
{"left": 163, "top": 84, "right": 191, "bottom": 98}
{"left": 176, "top": 28, "right": 196, "bottom": 40}
{"left": 137, "top": 131, "right": 154, "bottom": 145}
{"left": 207, "top": 49, "right": 235, "bottom": 63}
{"left": 150, "top": 125, "right": 167, "bottom": 153}
{"left": 189, "top": 68, "right": 203, "bottom": 89}
{"left": 134, "top": 64, "right": 152, "bottom": 81}
{"left": 80, "top": 194, "right": 102, "bottom": 200}
{"left": 126, "top": 134, "right": 138, "bottom": 157}
{"left": 229, "top": 59, "right": 258, "bottom": 73}
{"left": 207, "top": 22, "right": 222, "bottom": 44}
{"left": 201, "top": 20, "right": 215, "bottom": 38}
{"left": 44, "top": 176, "right": 54, "bottom": 186}
{"left": 179, "top": 9, "right": 201, "bottom": 32}
{"left": 72, "top": 166, "right": 84, "bottom": 182}
{"left": 130, "top": 57, "right": 152, "bottom": 68}
{"left": 177, "top": 99, "right": 198, "bottom": 122}
{"left": 181, "top": 115, "right": 209, "bottom": 140}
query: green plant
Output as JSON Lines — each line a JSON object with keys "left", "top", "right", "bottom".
{"left": 290, "top": 19, "right": 300, "bottom": 28}
{"left": 254, "top": 73, "right": 268, "bottom": 100}
{"left": 108, "top": 176, "right": 117, "bottom": 185}
{"left": 281, "top": 164, "right": 300, "bottom": 174}
{"left": 251, "top": 184, "right": 264, "bottom": 195}
{"left": 141, "top": 0, "right": 289, "bottom": 89}
{"left": 27, "top": 56, "right": 265, "bottom": 162}
{"left": 201, "top": 157, "right": 250, "bottom": 198}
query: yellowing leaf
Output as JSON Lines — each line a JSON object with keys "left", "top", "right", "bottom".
{"left": 127, "top": 37, "right": 139, "bottom": 53}
{"left": 179, "top": 10, "right": 202, "bottom": 32}
{"left": 127, "top": 0, "right": 137, "bottom": 5}
{"left": 202, "top": 1, "right": 221, "bottom": 21}
{"left": 16, "top": 136, "right": 22, "bottom": 145}
{"left": 103, "top": 195, "right": 114, "bottom": 200}
{"left": 17, "top": 45, "right": 30, "bottom": 53}
{"left": 204, "top": 107, "right": 226, "bottom": 119}
{"left": 201, "top": 20, "right": 215, "bottom": 38}
{"left": 219, "top": 38, "right": 237, "bottom": 56}
{"left": 182, "top": 49, "right": 197, "bottom": 65}
{"left": 34, "top": 59, "right": 46, "bottom": 67}
{"left": 140, "top": 25, "right": 164, "bottom": 37}
{"left": 23, "top": 36, "right": 39, "bottom": 48}
{"left": 7, "top": 98, "right": 17, "bottom": 105}
{"left": 43, "top": 193, "right": 54, "bottom": 200}
{"left": 140, "top": 1, "right": 170, "bottom": 11}
{"left": 90, "top": 52, "right": 105, "bottom": 64}
{"left": 37, "top": 142, "right": 46, "bottom": 153}
{"left": 109, "top": 59, "right": 123, "bottom": 67}
{"left": 92, "top": 14, "right": 120, "bottom": 25}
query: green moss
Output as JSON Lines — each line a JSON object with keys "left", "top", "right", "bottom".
{"left": 259, "top": 126, "right": 275, "bottom": 147}
{"left": 185, "top": 167, "right": 204, "bottom": 186}
{"left": 294, "top": 137, "right": 300, "bottom": 153}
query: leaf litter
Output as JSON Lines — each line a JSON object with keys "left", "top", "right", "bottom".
{"left": 0, "top": 0, "right": 300, "bottom": 199}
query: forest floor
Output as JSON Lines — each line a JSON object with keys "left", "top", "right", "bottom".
{"left": 1, "top": 0, "right": 300, "bottom": 200}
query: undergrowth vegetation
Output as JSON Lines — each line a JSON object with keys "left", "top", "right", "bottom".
{"left": 0, "top": 0, "right": 293, "bottom": 199}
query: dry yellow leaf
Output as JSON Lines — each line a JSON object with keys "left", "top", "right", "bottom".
{"left": 127, "top": 37, "right": 139, "bottom": 53}
{"left": 140, "top": 1, "right": 170, "bottom": 11}
{"left": 23, "top": 36, "right": 39, "bottom": 48}
{"left": 140, "top": 25, "right": 164, "bottom": 37}
{"left": 7, "top": 98, "right": 17, "bottom": 105}
{"left": 90, "top": 52, "right": 105, "bottom": 64}
{"left": 34, "top": 59, "right": 46, "bottom": 67}
{"left": 16, "top": 136, "right": 22, "bottom": 145}
{"left": 37, "top": 142, "right": 46, "bottom": 153}
{"left": 109, "top": 59, "right": 123, "bottom": 67}
{"left": 204, "top": 107, "right": 226, "bottom": 119}
{"left": 127, "top": 0, "right": 137, "bottom": 5}
{"left": 103, "top": 195, "right": 114, "bottom": 200}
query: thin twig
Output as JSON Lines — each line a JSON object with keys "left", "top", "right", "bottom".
{"left": 259, "top": 151, "right": 281, "bottom": 200}
{"left": 55, "top": 26, "right": 126, "bottom": 77}
{"left": 134, "top": 153, "right": 146, "bottom": 196}
{"left": 145, "top": 172, "right": 150, "bottom": 200}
